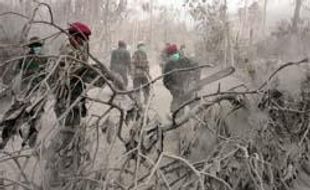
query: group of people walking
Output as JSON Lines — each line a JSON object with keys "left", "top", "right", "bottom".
{"left": 110, "top": 41, "right": 200, "bottom": 112}
{"left": 110, "top": 41, "right": 150, "bottom": 104}
{"left": 5, "top": 20, "right": 200, "bottom": 133}
{"left": 4, "top": 21, "right": 201, "bottom": 138}
{"left": 0, "top": 21, "right": 201, "bottom": 187}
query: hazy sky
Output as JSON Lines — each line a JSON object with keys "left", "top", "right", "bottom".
{"left": 129, "top": 0, "right": 298, "bottom": 28}
{"left": 154, "top": 0, "right": 295, "bottom": 25}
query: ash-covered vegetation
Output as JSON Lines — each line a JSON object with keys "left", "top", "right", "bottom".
{"left": 1, "top": 0, "right": 310, "bottom": 190}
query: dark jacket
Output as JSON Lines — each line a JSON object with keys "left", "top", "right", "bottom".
{"left": 17, "top": 55, "right": 47, "bottom": 90}
{"left": 163, "top": 57, "right": 193, "bottom": 95}
{"left": 53, "top": 43, "right": 105, "bottom": 126}
{"left": 110, "top": 47, "right": 131, "bottom": 73}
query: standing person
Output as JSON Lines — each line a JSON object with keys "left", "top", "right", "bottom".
{"left": 53, "top": 22, "right": 97, "bottom": 126}
{"left": 131, "top": 42, "right": 150, "bottom": 104}
{"left": 110, "top": 41, "right": 131, "bottom": 88}
{"left": 47, "top": 22, "right": 106, "bottom": 189}
{"left": 163, "top": 44, "right": 198, "bottom": 115}
{"left": 0, "top": 37, "right": 47, "bottom": 149}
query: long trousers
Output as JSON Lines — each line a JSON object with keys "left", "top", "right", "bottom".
{"left": 133, "top": 76, "right": 150, "bottom": 104}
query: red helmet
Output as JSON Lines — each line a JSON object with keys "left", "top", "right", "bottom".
{"left": 166, "top": 44, "right": 178, "bottom": 55}
{"left": 69, "top": 22, "right": 92, "bottom": 39}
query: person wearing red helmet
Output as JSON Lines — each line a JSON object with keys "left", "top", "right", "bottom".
{"left": 163, "top": 44, "right": 199, "bottom": 116}
{"left": 47, "top": 22, "right": 106, "bottom": 187}
{"left": 54, "top": 21, "right": 99, "bottom": 125}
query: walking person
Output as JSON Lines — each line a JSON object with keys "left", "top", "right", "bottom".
{"left": 47, "top": 22, "right": 106, "bottom": 189}
{"left": 110, "top": 40, "right": 131, "bottom": 88}
{"left": 131, "top": 42, "right": 150, "bottom": 104}
{"left": 163, "top": 44, "right": 199, "bottom": 116}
